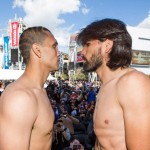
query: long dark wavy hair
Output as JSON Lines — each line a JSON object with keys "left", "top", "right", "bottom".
{"left": 77, "top": 18, "right": 132, "bottom": 70}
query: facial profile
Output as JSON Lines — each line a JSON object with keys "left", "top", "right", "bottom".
{"left": 77, "top": 18, "right": 132, "bottom": 71}
{"left": 40, "top": 35, "right": 60, "bottom": 71}
{"left": 82, "top": 47, "right": 103, "bottom": 72}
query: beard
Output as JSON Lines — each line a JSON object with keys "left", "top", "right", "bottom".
{"left": 83, "top": 48, "right": 103, "bottom": 72}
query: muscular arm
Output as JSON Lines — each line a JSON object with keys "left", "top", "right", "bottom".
{"left": 0, "top": 90, "right": 37, "bottom": 150}
{"left": 118, "top": 72, "right": 150, "bottom": 150}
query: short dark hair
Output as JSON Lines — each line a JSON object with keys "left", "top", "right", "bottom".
{"left": 19, "top": 26, "right": 52, "bottom": 64}
{"left": 77, "top": 18, "right": 132, "bottom": 70}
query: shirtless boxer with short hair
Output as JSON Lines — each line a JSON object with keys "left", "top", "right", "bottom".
{"left": 77, "top": 18, "right": 150, "bottom": 150}
{"left": 0, "top": 26, "right": 60, "bottom": 150}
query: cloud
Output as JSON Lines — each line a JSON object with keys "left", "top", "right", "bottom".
{"left": 137, "top": 12, "right": 150, "bottom": 29}
{"left": 13, "top": 0, "right": 81, "bottom": 52}
{"left": 81, "top": 3, "right": 90, "bottom": 15}
{"left": 82, "top": 7, "right": 90, "bottom": 15}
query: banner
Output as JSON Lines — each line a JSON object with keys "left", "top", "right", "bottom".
{"left": 4, "top": 36, "right": 9, "bottom": 69}
{"left": 68, "top": 62, "right": 74, "bottom": 70}
{"left": 132, "top": 50, "right": 150, "bottom": 65}
{"left": 11, "top": 48, "right": 18, "bottom": 63}
{"left": 69, "top": 48, "right": 75, "bottom": 62}
{"left": 0, "top": 45, "right": 3, "bottom": 52}
{"left": 59, "top": 52, "right": 63, "bottom": 73}
{"left": 11, "top": 22, "right": 19, "bottom": 47}
{"left": 77, "top": 51, "right": 84, "bottom": 62}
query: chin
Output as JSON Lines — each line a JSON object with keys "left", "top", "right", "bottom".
{"left": 48, "top": 66, "right": 59, "bottom": 72}
{"left": 83, "top": 65, "right": 96, "bottom": 72}
{"left": 54, "top": 66, "right": 59, "bottom": 71}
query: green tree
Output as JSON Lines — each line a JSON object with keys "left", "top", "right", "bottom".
{"left": 60, "top": 73, "right": 68, "bottom": 80}
{"left": 75, "top": 72, "right": 88, "bottom": 80}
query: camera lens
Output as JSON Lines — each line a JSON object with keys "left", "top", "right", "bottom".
{"left": 57, "top": 124, "right": 61, "bottom": 127}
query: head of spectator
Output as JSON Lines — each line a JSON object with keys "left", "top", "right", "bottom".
{"left": 71, "top": 103, "right": 75, "bottom": 109}
{"left": 54, "top": 119, "right": 65, "bottom": 133}
{"left": 59, "top": 100, "right": 65, "bottom": 109}
{"left": 60, "top": 110, "right": 68, "bottom": 118}
{"left": 61, "top": 100, "right": 65, "bottom": 105}
{"left": 60, "top": 105, "right": 65, "bottom": 114}
{"left": 84, "top": 103, "right": 89, "bottom": 110}
{"left": 51, "top": 100, "right": 56, "bottom": 109}
{"left": 79, "top": 106, "right": 86, "bottom": 120}
{"left": 70, "top": 103, "right": 78, "bottom": 116}
{"left": 69, "top": 138, "right": 84, "bottom": 150}
{"left": 70, "top": 91, "right": 78, "bottom": 99}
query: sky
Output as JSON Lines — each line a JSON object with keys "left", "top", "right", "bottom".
{"left": 0, "top": 0, "right": 150, "bottom": 53}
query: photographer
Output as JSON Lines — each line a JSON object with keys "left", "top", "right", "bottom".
{"left": 52, "top": 119, "right": 71, "bottom": 150}
{"left": 60, "top": 111, "right": 79, "bottom": 135}
{"left": 63, "top": 137, "right": 84, "bottom": 150}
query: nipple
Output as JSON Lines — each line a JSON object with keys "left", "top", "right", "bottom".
{"left": 104, "top": 120, "right": 109, "bottom": 124}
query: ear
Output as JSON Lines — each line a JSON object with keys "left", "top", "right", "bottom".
{"left": 32, "top": 43, "right": 41, "bottom": 58}
{"left": 104, "top": 39, "right": 113, "bottom": 54}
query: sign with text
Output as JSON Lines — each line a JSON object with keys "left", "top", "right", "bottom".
{"left": 77, "top": 51, "right": 84, "bottom": 62}
{"left": 11, "top": 22, "right": 19, "bottom": 47}
{"left": 4, "top": 36, "right": 9, "bottom": 69}
{"left": 132, "top": 50, "right": 150, "bottom": 65}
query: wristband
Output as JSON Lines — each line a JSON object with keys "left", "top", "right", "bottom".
{"left": 62, "top": 128, "right": 67, "bottom": 132}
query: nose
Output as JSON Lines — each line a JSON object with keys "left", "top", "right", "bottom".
{"left": 57, "top": 50, "right": 60, "bottom": 57}
{"left": 81, "top": 47, "right": 86, "bottom": 60}
{"left": 81, "top": 46, "right": 86, "bottom": 55}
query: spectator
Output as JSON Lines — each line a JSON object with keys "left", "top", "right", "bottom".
{"left": 70, "top": 103, "right": 79, "bottom": 117}
{"left": 85, "top": 120, "right": 96, "bottom": 150}
{"left": 70, "top": 91, "right": 78, "bottom": 100}
{"left": 60, "top": 110, "right": 79, "bottom": 135}
{"left": 86, "top": 86, "right": 96, "bottom": 104}
{"left": 52, "top": 119, "right": 71, "bottom": 150}
{"left": 63, "top": 137, "right": 84, "bottom": 150}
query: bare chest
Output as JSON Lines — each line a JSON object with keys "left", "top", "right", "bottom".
{"left": 93, "top": 85, "right": 124, "bottom": 134}
{"left": 93, "top": 86, "right": 126, "bottom": 149}
{"left": 33, "top": 91, "right": 54, "bottom": 137}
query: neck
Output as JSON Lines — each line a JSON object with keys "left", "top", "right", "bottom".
{"left": 96, "top": 65, "right": 128, "bottom": 85}
{"left": 23, "top": 63, "right": 50, "bottom": 89}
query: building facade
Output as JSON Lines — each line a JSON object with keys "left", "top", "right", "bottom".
{"left": 0, "top": 17, "right": 27, "bottom": 70}
{"left": 127, "top": 26, "right": 150, "bottom": 74}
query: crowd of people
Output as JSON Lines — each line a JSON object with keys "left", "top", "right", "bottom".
{"left": 45, "top": 79, "right": 101, "bottom": 150}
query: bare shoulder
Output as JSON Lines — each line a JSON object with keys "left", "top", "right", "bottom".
{"left": 116, "top": 71, "right": 150, "bottom": 149}
{"left": 1, "top": 83, "right": 38, "bottom": 105}
{"left": 0, "top": 84, "right": 38, "bottom": 121}
{"left": 117, "top": 70, "right": 150, "bottom": 105}
{"left": 118, "top": 70, "right": 150, "bottom": 86}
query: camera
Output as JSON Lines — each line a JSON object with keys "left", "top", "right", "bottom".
{"left": 73, "top": 144, "right": 81, "bottom": 150}
{"left": 56, "top": 124, "right": 62, "bottom": 128}
{"left": 63, "top": 113, "right": 67, "bottom": 118}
